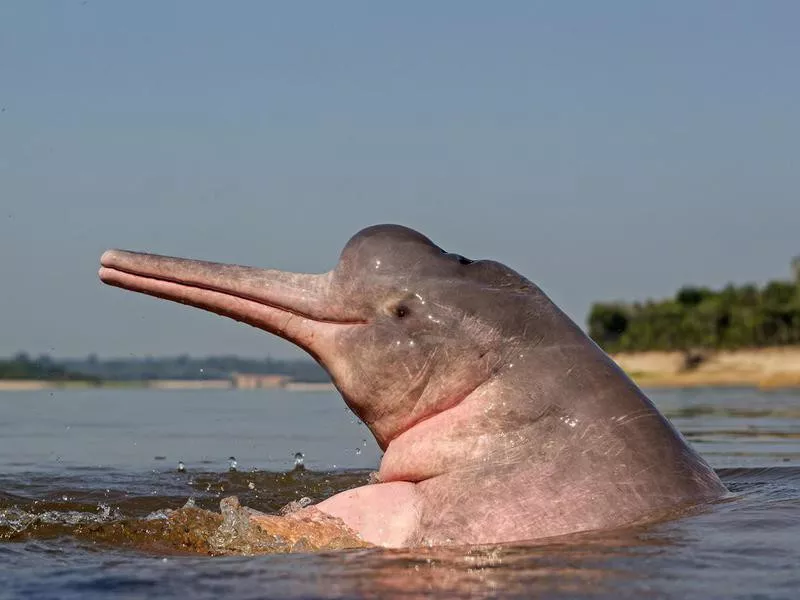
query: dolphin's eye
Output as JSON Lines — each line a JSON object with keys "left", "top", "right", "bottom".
{"left": 442, "top": 250, "right": 473, "bottom": 265}
{"left": 394, "top": 305, "right": 410, "bottom": 319}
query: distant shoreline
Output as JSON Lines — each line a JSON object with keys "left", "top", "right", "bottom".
{"left": 3, "top": 347, "right": 800, "bottom": 391}
{"left": 613, "top": 347, "right": 800, "bottom": 390}
{"left": 0, "top": 379, "right": 337, "bottom": 392}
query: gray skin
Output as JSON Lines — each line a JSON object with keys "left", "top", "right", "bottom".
{"left": 98, "top": 224, "right": 727, "bottom": 547}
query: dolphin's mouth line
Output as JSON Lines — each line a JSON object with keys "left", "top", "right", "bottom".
{"left": 98, "top": 266, "right": 370, "bottom": 326}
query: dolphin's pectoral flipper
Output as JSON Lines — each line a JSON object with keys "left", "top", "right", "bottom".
{"left": 205, "top": 496, "right": 371, "bottom": 554}
{"left": 245, "top": 505, "right": 372, "bottom": 552}
{"left": 168, "top": 484, "right": 420, "bottom": 554}
{"left": 315, "top": 482, "right": 424, "bottom": 548}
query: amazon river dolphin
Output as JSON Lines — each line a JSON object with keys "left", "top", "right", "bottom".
{"left": 99, "top": 224, "right": 726, "bottom": 547}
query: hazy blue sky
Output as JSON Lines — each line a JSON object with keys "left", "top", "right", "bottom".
{"left": 1, "top": 1, "right": 798, "bottom": 359}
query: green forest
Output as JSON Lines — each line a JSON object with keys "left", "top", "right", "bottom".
{"left": 589, "top": 262, "right": 800, "bottom": 353}
{"left": 0, "top": 354, "right": 99, "bottom": 382}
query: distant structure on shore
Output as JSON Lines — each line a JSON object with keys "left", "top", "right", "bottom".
{"left": 229, "top": 373, "right": 333, "bottom": 391}
{"left": 231, "top": 373, "right": 290, "bottom": 389}
{"left": 0, "top": 355, "right": 334, "bottom": 389}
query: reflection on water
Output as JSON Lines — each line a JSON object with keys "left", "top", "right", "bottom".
{"left": 1, "top": 387, "right": 799, "bottom": 599}
{"left": 658, "top": 387, "right": 800, "bottom": 468}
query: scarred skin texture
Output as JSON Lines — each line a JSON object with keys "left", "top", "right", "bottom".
{"left": 99, "top": 224, "right": 727, "bottom": 548}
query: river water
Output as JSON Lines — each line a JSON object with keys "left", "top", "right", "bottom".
{"left": 1, "top": 387, "right": 798, "bottom": 599}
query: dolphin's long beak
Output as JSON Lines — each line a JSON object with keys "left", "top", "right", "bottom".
{"left": 98, "top": 250, "right": 365, "bottom": 356}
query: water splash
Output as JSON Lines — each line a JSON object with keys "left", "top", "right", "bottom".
{"left": 293, "top": 452, "right": 305, "bottom": 471}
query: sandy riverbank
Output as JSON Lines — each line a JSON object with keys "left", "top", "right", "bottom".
{"left": 613, "top": 347, "right": 800, "bottom": 389}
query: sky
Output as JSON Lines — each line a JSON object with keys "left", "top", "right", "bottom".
{"left": 1, "top": 1, "right": 798, "bottom": 359}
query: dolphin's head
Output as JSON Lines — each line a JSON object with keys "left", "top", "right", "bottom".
{"left": 99, "top": 225, "right": 549, "bottom": 448}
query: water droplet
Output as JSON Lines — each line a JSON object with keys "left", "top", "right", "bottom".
{"left": 228, "top": 456, "right": 238, "bottom": 472}
{"left": 293, "top": 452, "right": 305, "bottom": 471}
{"left": 362, "top": 439, "right": 367, "bottom": 447}
{"left": 355, "top": 448, "right": 362, "bottom": 455}
{"left": 177, "top": 461, "right": 186, "bottom": 473}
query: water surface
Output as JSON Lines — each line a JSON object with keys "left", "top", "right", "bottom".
{"left": 1, "top": 387, "right": 798, "bottom": 599}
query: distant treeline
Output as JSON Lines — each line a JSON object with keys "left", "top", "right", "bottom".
{"left": 589, "top": 277, "right": 800, "bottom": 353}
{"left": 7, "top": 263, "right": 800, "bottom": 380}
{"left": 1, "top": 354, "right": 330, "bottom": 382}
{"left": 0, "top": 354, "right": 99, "bottom": 382}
